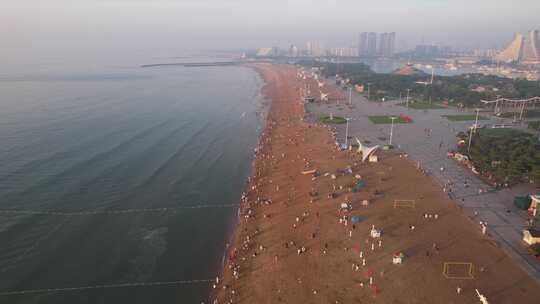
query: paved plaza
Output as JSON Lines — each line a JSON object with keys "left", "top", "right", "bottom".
{"left": 306, "top": 88, "right": 540, "bottom": 282}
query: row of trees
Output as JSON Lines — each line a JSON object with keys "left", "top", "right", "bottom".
{"left": 457, "top": 130, "right": 540, "bottom": 186}
{"left": 298, "top": 61, "right": 540, "bottom": 107}
{"left": 530, "top": 121, "right": 540, "bottom": 131}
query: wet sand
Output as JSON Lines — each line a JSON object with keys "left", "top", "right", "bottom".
{"left": 211, "top": 64, "right": 539, "bottom": 304}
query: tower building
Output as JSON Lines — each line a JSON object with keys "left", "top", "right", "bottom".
{"left": 377, "top": 32, "right": 396, "bottom": 57}
{"left": 358, "top": 32, "right": 368, "bottom": 56}
{"left": 367, "top": 32, "right": 377, "bottom": 56}
{"left": 496, "top": 30, "right": 540, "bottom": 64}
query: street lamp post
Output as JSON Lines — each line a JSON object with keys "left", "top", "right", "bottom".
{"left": 348, "top": 87, "right": 353, "bottom": 105}
{"left": 389, "top": 117, "right": 397, "bottom": 146}
{"left": 345, "top": 118, "right": 350, "bottom": 148}
{"left": 406, "top": 89, "right": 411, "bottom": 109}
{"left": 467, "top": 108, "right": 480, "bottom": 154}
{"left": 473, "top": 108, "right": 480, "bottom": 131}
{"left": 519, "top": 100, "right": 526, "bottom": 121}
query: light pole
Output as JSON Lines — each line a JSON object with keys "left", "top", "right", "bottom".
{"left": 406, "top": 89, "right": 411, "bottom": 109}
{"left": 348, "top": 86, "right": 353, "bottom": 105}
{"left": 345, "top": 118, "right": 350, "bottom": 148}
{"left": 467, "top": 108, "right": 480, "bottom": 154}
{"left": 519, "top": 100, "right": 526, "bottom": 121}
{"left": 389, "top": 116, "right": 397, "bottom": 146}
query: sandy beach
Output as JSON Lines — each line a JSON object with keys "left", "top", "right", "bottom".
{"left": 211, "top": 64, "right": 540, "bottom": 304}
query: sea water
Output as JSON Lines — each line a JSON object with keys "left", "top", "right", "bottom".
{"left": 0, "top": 61, "right": 265, "bottom": 304}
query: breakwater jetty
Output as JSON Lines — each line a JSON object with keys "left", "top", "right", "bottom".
{"left": 141, "top": 61, "right": 240, "bottom": 68}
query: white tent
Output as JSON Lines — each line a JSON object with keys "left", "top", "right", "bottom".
{"left": 356, "top": 138, "right": 380, "bottom": 162}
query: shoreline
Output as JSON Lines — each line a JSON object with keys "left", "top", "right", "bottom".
{"left": 210, "top": 64, "right": 540, "bottom": 304}
{"left": 218, "top": 64, "right": 273, "bottom": 278}
{"left": 211, "top": 63, "right": 310, "bottom": 302}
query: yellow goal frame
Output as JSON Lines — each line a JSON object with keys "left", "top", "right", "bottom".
{"left": 442, "top": 262, "right": 474, "bottom": 279}
{"left": 393, "top": 200, "right": 416, "bottom": 208}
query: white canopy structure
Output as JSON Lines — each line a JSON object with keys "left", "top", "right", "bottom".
{"left": 320, "top": 92, "right": 328, "bottom": 101}
{"left": 356, "top": 138, "right": 380, "bottom": 162}
{"left": 480, "top": 97, "right": 540, "bottom": 117}
{"left": 481, "top": 97, "right": 540, "bottom": 106}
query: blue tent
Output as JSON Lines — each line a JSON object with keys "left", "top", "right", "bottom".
{"left": 352, "top": 180, "right": 366, "bottom": 193}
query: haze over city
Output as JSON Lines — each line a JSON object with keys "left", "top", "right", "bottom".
{"left": 2, "top": 0, "right": 540, "bottom": 63}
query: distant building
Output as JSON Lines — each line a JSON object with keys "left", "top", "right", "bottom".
{"left": 522, "top": 30, "right": 540, "bottom": 64}
{"left": 305, "top": 41, "right": 325, "bottom": 57}
{"left": 378, "top": 33, "right": 388, "bottom": 56}
{"left": 415, "top": 44, "right": 440, "bottom": 58}
{"left": 388, "top": 32, "right": 396, "bottom": 56}
{"left": 440, "top": 46, "right": 453, "bottom": 56}
{"left": 256, "top": 48, "right": 274, "bottom": 57}
{"left": 496, "top": 33, "right": 524, "bottom": 63}
{"left": 359, "top": 32, "right": 395, "bottom": 57}
{"left": 288, "top": 44, "right": 299, "bottom": 57}
{"left": 330, "top": 47, "right": 358, "bottom": 57}
{"left": 367, "top": 32, "right": 378, "bottom": 56}
{"left": 358, "top": 32, "right": 368, "bottom": 56}
{"left": 473, "top": 48, "right": 498, "bottom": 58}
{"left": 306, "top": 41, "right": 313, "bottom": 56}
{"left": 496, "top": 30, "right": 540, "bottom": 64}
{"left": 393, "top": 64, "right": 427, "bottom": 76}
{"left": 256, "top": 47, "right": 281, "bottom": 57}
{"left": 378, "top": 32, "right": 396, "bottom": 57}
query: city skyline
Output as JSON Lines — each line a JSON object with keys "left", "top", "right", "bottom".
{"left": 2, "top": 0, "right": 540, "bottom": 65}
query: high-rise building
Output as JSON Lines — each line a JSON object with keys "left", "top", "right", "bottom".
{"left": 496, "top": 30, "right": 540, "bottom": 64}
{"left": 289, "top": 44, "right": 299, "bottom": 57}
{"left": 522, "top": 30, "right": 540, "bottom": 64}
{"left": 330, "top": 47, "right": 358, "bottom": 57}
{"left": 496, "top": 33, "right": 524, "bottom": 62}
{"left": 387, "top": 32, "right": 396, "bottom": 56}
{"left": 312, "top": 42, "right": 324, "bottom": 57}
{"left": 358, "top": 32, "right": 368, "bottom": 56}
{"left": 377, "top": 32, "right": 396, "bottom": 57}
{"left": 367, "top": 32, "right": 377, "bottom": 56}
{"left": 360, "top": 32, "right": 395, "bottom": 57}
{"left": 306, "top": 41, "right": 323, "bottom": 57}
{"left": 378, "top": 33, "right": 388, "bottom": 56}
{"left": 415, "top": 44, "right": 439, "bottom": 58}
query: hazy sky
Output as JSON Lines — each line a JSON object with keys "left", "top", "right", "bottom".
{"left": 1, "top": 0, "right": 539, "bottom": 64}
